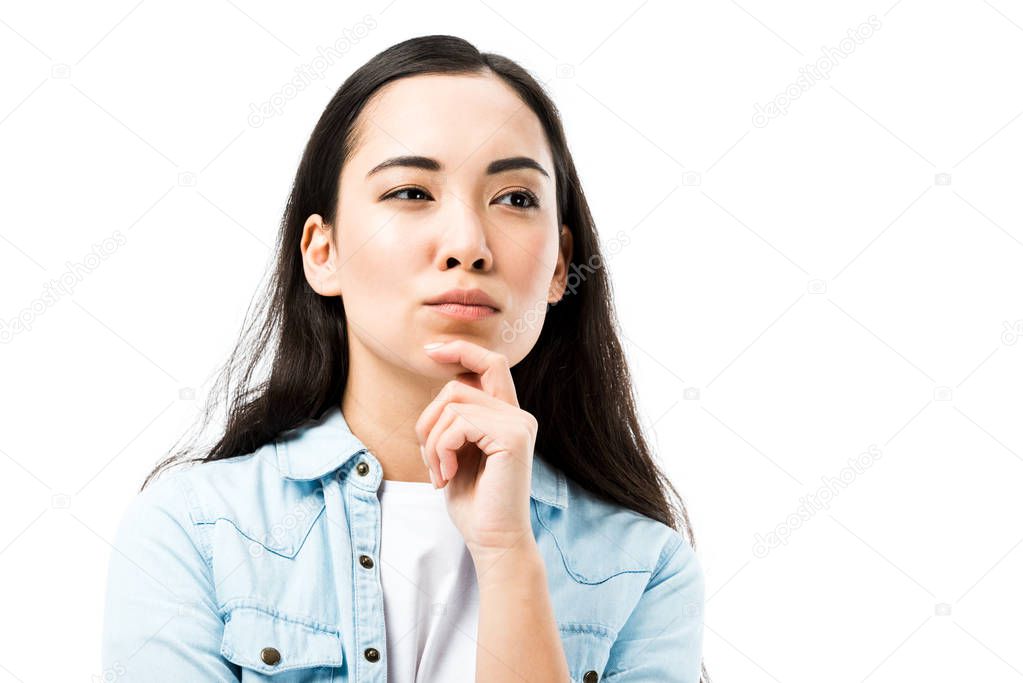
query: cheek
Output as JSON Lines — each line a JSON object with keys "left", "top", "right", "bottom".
{"left": 505, "top": 231, "right": 559, "bottom": 303}
{"left": 496, "top": 233, "right": 559, "bottom": 356}
{"left": 337, "top": 221, "right": 415, "bottom": 293}
{"left": 336, "top": 226, "right": 422, "bottom": 357}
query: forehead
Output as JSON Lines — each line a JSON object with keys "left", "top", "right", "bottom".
{"left": 349, "top": 72, "right": 552, "bottom": 175}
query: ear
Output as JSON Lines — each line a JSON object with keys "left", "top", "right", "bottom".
{"left": 300, "top": 214, "right": 343, "bottom": 297}
{"left": 548, "top": 224, "right": 573, "bottom": 303}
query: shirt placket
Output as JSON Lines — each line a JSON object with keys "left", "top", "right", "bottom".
{"left": 345, "top": 449, "right": 388, "bottom": 682}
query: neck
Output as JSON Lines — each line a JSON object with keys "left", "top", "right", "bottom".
{"left": 341, "top": 334, "right": 446, "bottom": 483}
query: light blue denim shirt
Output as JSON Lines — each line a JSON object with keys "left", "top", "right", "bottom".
{"left": 101, "top": 404, "right": 704, "bottom": 682}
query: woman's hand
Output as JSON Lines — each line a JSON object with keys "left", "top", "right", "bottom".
{"left": 414, "top": 339, "right": 538, "bottom": 559}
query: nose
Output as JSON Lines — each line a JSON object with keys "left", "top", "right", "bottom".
{"left": 435, "top": 199, "right": 493, "bottom": 272}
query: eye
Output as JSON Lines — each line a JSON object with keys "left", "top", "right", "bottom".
{"left": 494, "top": 189, "right": 540, "bottom": 210}
{"left": 382, "top": 186, "right": 433, "bottom": 202}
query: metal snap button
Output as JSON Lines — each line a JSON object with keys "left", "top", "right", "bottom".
{"left": 359, "top": 554, "right": 374, "bottom": 569}
{"left": 260, "top": 646, "right": 281, "bottom": 666}
{"left": 583, "top": 671, "right": 599, "bottom": 683}
{"left": 364, "top": 647, "right": 380, "bottom": 662}
{"left": 356, "top": 461, "right": 370, "bottom": 476}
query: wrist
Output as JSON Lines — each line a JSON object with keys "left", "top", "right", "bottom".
{"left": 469, "top": 537, "right": 545, "bottom": 588}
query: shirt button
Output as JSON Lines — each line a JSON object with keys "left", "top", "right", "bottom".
{"left": 356, "top": 461, "right": 370, "bottom": 476}
{"left": 260, "top": 647, "right": 281, "bottom": 666}
{"left": 359, "top": 554, "right": 374, "bottom": 569}
{"left": 583, "top": 671, "right": 599, "bottom": 683}
{"left": 364, "top": 647, "right": 380, "bottom": 662}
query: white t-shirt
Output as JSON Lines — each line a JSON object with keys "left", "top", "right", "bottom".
{"left": 377, "top": 478, "right": 479, "bottom": 682}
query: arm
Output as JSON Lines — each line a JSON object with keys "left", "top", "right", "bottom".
{"left": 602, "top": 532, "right": 705, "bottom": 681}
{"left": 100, "top": 472, "right": 240, "bottom": 682}
{"left": 473, "top": 538, "right": 571, "bottom": 682}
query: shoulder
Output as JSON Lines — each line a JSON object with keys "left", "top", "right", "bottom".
{"left": 114, "top": 466, "right": 195, "bottom": 549}
{"left": 122, "top": 443, "right": 322, "bottom": 559}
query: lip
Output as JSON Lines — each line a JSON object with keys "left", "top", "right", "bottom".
{"left": 425, "top": 302, "right": 498, "bottom": 321}
{"left": 424, "top": 288, "right": 500, "bottom": 310}
{"left": 423, "top": 288, "right": 500, "bottom": 322}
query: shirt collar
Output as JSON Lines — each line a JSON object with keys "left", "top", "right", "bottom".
{"left": 273, "top": 403, "right": 568, "bottom": 509}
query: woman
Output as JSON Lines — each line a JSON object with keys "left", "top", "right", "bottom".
{"left": 101, "top": 34, "right": 707, "bottom": 682}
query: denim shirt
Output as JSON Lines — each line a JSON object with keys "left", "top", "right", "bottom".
{"left": 101, "top": 405, "right": 704, "bottom": 682}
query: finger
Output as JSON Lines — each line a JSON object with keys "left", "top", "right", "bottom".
{"left": 433, "top": 405, "right": 491, "bottom": 483}
{"left": 423, "top": 339, "right": 518, "bottom": 406}
{"left": 415, "top": 379, "right": 507, "bottom": 449}
{"left": 419, "top": 443, "right": 439, "bottom": 488}
{"left": 423, "top": 403, "right": 462, "bottom": 487}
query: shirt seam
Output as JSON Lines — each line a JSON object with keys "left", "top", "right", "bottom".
{"left": 650, "top": 533, "right": 686, "bottom": 581}
{"left": 173, "top": 470, "right": 215, "bottom": 570}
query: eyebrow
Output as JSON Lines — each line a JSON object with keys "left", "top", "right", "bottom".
{"left": 366, "top": 155, "right": 550, "bottom": 179}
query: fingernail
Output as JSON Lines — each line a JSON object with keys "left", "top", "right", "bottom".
{"left": 423, "top": 342, "right": 444, "bottom": 350}
{"left": 419, "top": 444, "right": 426, "bottom": 464}
{"left": 428, "top": 469, "right": 439, "bottom": 489}
{"left": 440, "top": 460, "right": 451, "bottom": 481}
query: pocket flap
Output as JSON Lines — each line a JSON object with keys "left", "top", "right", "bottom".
{"left": 220, "top": 605, "right": 343, "bottom": 674}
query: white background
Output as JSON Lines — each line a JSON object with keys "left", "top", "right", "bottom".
{"left": 1, "top": 1, "right": 1022, "bottom": 681}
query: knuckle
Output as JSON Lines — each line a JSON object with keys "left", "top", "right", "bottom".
{"left": 413, "top": 411, "right": 429, "bottom": 434}
{"left": 523, "top": 414, "right": 538, "bottom": 439}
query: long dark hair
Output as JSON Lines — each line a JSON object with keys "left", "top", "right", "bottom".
{"left": 146, "top": 34, "right": 705, "bottom": 678}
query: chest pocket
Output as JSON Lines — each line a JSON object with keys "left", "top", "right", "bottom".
{"left": 559, "top": 624, "right": 614, "bottom": 683}
{"left": 220, "top": 604, "right": 344, "bottom": 681}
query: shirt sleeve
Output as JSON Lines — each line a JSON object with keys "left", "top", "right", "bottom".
{"left": 601, "top": 531, "right": 705, "bottom": 681}
{"left": 100, "top": 471, "right": 240, "bottom": 682}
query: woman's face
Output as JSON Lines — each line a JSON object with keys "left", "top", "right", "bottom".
{"left": 302, "top": 72, "right": 573, "bottom": 378}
